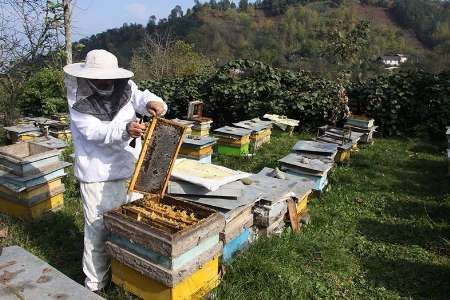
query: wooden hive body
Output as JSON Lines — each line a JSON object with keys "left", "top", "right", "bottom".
{"left": 104, "top": 118, "right": 224, "bottom": 289}
{"left": 0, "top": 142, "right": 60, "bottom": 176}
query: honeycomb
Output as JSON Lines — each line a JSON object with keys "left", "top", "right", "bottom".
{"left": 134, "top": 119, "right": 185, "bottom": 194}
{"left": 122, "top": 196, "right": 199, "bottom": 232}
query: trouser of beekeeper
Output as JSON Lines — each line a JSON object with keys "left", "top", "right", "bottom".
{"left": 79, "top": 179, "right": 130, "bottom": 291}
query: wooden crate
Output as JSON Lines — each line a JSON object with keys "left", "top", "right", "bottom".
{"left": 111, "top": 257, "right": 219, "bottom": 300}
{"left": 0, "top": 192, "right": 64, "bottom": 220}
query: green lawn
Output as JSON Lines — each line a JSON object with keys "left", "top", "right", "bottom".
{"left": 1, "top": 132, "right": 449, "bottom": 299}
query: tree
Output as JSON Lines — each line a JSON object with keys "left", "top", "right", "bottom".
{"left": 0, "top": 0, "right": 64, "bottom": 123}
{"left": 63, "top": 0, "right": 72, "bottom": 64}
{"left": 239, "top": 0, "right": 250, "bottom": 11}
{"left": 130, "top": 32, "right": 214, "bottom": 80}
{"left": 169, "top": 5, "right": 184, "bottom": 21}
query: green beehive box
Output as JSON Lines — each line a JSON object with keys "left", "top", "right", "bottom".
{"left": 217, "top": 143, "right": 249, "bottom": 157}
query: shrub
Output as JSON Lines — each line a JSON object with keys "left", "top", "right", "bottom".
{"left": 348, "top": 70, "right": 450, "bottom": 138}
{"left": 18, "top": 68, "right": 67, "bottom": 117}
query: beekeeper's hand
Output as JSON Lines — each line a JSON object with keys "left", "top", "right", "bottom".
{"left": 147, "top": 101, "right": 165, "bottom": 117}
{"left": 127, "top": 121, "right": 146, "bottom": 138}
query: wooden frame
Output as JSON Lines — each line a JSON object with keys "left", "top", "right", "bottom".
{"left": 128, "top": 118, "right": 186, "bottom": 197}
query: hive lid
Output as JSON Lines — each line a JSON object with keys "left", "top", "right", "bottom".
{"left": 292, "top": 140, "right": 338, "bottom": 155}
{"left": 183, "top": 136, "right": 217, "bottom": 147}
{"left": 232, "top": 121, "right": 269, "bottom": 132}
{"left": 128, "top": 118, "right": 186, "bottom": 198}
{"left": 213, "top": 126, "right": 252, "bottom": 137}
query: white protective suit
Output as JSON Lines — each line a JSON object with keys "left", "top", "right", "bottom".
{"left": 64, "top": 75, "right": 167, "bottom": 291}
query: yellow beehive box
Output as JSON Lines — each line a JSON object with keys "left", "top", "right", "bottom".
{"left": 0, "top": 192, "right": 64, "bottom": 220}
{"left": 0, "top": 178, "right": 63, "bottom": 201}
{"left": 190, "top": 129, "right": 210, "bottom": 137}
{"left": 111, "top": 257, "right": 219, "bottom": 300}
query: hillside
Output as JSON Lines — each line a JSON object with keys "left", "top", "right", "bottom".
{"left": 75, "top": 0, "right": 449, "bottom": 76}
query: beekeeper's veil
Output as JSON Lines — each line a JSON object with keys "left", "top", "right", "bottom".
{"left": 63, "top": 49, "right": 134, "bottom": 121}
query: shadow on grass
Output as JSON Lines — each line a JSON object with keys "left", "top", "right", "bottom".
{"left": 361, "top": 255, "right": 450, "bottom": 299}
{"left": 384, "top": 198, "right": 450, "bottom": 223}
{"left": 358, "top": 218, "right": 450, "bottom": 256}
{"left": 348, "top": 151, "right": 448, "bottom": 198}
{"left": 9, "top": 209, "right": 84, "bottom": 284}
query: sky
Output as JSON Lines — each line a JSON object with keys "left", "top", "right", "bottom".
{"left": 72, "top": 0, "right": 197, "bottom": 40}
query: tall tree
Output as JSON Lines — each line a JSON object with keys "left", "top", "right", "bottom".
{"left": 63, "top": 0, "right": 72, "bottom": 64}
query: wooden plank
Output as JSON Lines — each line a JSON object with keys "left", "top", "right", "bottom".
{"left": 287, "top": 198, "right": 300, "bottom": 232}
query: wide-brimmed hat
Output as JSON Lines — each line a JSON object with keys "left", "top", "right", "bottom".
{"left": 63, "top": 49, "right": 134, "bottom": 79}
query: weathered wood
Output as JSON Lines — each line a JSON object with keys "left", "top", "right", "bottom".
{"left": 106, "top": 241, "right": 221, "bottom": 287}
{"left": 104, "top": 196, "right": 225, "bottom": 257}
{"left": 253, "top": 201, "right": 288, "bottom": 228}
{"left": 287, "top": 198, "right": 300, "bottom": 232}
{"left": 220, "top": 205, "right": 253, "bottom": 243}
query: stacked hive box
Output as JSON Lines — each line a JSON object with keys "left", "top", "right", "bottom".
{"left": 0, "top": 142, "right": 70, "bottom": 220}
{"left": 171, "top": 119, "right": 194, "bottom": 136}
{"left": 104, "top": 118, "right": 225, "bottom": 300}
{"left": 191, "top": 118, "right": 213, "bottom": 137}
{"left": 4, "top": 124, "right": 42, "bottom": 143}
{"left": 345, "top": 115, "right": 377, "bottom": 144}
{"left": 214, "top": 126, "right": 252, "bottom": 157}
{"left": 279, "top": 141, "right": 337, "bottom": 193}
{"left": 316, "top": 125, "right": 362, "bottom": 162}
{"left": 25, "top": 117, "right": 72, "bottom": 141}
{"left": 233, "top": 119, "right": 272, "bottom": 152}
{"left": 258, "top": 168, "right": 315, "bottom": 228}
{"left": 178, "top": 136, "right": 217, "bottom": 164}
{"left": 168, "top": 173, "right": 256, "bottom": 263}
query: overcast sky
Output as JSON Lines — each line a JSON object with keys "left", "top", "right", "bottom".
{"left": 72, "top": 0, "right": 198, "bottom": 40}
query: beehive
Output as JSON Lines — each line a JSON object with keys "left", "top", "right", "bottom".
{"left": 0, "top": 142, "right": 60, "bottom": 177}
{"left": 4, "top": 124, "right": 42, "bottom": 143}
{"left": 214, "top": 126, "right": 252, "bottom": 157}
{"left": 178, "top": 136, "right": 216, "bottom": 163}
{"left": 111, "top": 257, "right": 220, "bottom": 300}
{"left": 104, "top": 118, "right": 224, "bottom": 296}
{"left": 233, "top": 120, "right": 272, "bottom": 151}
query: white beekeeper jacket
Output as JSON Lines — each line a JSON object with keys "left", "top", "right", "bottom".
{"left": 65, "top": 74, "right": 167, "bottom": 182}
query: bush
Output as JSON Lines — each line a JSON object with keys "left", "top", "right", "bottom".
{"left": 139, "top": 59, "right": 345, "bottom": 128}
{"left": 348, "top": 70, "right": 450, "bottom": 138}
{"left": 18, "top": 68, "right": 67, "bottom": 116}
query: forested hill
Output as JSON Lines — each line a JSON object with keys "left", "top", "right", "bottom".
{"left": 76, "top": 0, "right": 450, "bottom": 74}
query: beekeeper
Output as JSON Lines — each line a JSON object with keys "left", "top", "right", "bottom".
{"left": 63, "top": 49, "right": 167, "bottom": 292}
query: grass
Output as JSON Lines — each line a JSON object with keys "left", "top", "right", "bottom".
{"left": 1, "top": 131, "right": 449, "bottom": 299}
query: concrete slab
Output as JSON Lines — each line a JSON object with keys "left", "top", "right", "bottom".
{"left": 0, "top": 246, "right": 103, "bottom": 300}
